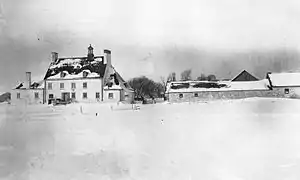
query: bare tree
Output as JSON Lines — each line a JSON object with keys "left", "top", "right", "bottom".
{"left": 207, "top": 74, "right": 217, "bottom": 81}
{"left": 160, "top": 76, "right": 168, "bottom": 99}
{"left": 167, "top": 72, "right": 176, "bottom": 82}
{"left": 181, "top": 69, "right": 192, "bottom": 81}
{"left": 196, "top": 73, "right": 207, "bottom": 81}
{"left": 160, "top": 76, "right": 167, "bottom": 90}
{"left": 128, "top": 76, "right": 165, "bottom": 103}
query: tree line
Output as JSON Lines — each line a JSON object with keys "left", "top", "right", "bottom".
{"left": 127, "top": 69, "right": 217, "bottom": 102}
{"left": 167, "top": 69, "right": 217, "bottom": 82}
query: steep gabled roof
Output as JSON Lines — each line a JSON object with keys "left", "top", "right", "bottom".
{"left": 103, "top": 65, "right": 134, "bottom": 92}
{"left": 44, "top": 56, "right": 106, "bottom": 80}
{"left": 267, "top": 72, "right": 300, "bottom": 87}
{"left": 231, "top": 70, "right": 259, "bottom": 81}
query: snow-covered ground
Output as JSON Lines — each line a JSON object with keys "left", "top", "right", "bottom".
{"left": 1, "top": 98, "right": 300, "bottom": 180}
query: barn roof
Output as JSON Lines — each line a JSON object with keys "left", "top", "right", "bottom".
{"left": 166, "top": 79, "right": 270, "bottom": 93}
{"left": 267, "top": 72, "right": 300, "bottom": 87}
{"left": 231, "top": 70, "right": 259, "bottom": 81}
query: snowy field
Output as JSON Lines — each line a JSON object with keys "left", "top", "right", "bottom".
{"left": 1, "top": 98, "right": 300, "bottom": 180}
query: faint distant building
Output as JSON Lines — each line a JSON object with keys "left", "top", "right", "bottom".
{"left": 11, "top": 72, "right": 45, "bottom": 104}
{"left": 231, "top": 70, "right": 259, "bottom": 81}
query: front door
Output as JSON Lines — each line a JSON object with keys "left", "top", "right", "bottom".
{"left": 62, "top": 92, "right": 70, "bottom": 101}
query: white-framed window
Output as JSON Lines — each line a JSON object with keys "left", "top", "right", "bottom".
{"left": 83, "top": 92, "right": 87, "bottom": 99}
{"left": 48, "top": 83, "right": 52, "bottom": 90}
{"left": 34, "top": 92, "right": 39, "bottom": 99}
{"left": 49, "top": 94, "right": 54, "bottom": 99}
{"left": 17, "top": 93, "right": 20, "bottom": 99}
{"left": 83, "top": 82, "right": 87, "bottom": 89}
{"left": 60, "top": 83, "right": 64, "bottom": 89}
{"left": 179, "top": 94, "right": 183, "bottom": 98}
{"left": 71, "top": 83, "right": 76, "bottom": 89}
{"left": 108, "top": 93, "right": 114, "bottom": 99}
{"left": 284, "top": 88, "right": 289, "bottom": 94}
{"left": 96, "top": 92, "right": 100, "bottom": 99}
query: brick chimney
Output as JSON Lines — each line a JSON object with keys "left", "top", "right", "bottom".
{"left": 25, "top": 72, "right": 32, "bottom": 89}
{"left": 51, "top": 52, "right": 58, "bottom": 62}
{"left": 104, "top": 49, "right": 111, "bottom": 66}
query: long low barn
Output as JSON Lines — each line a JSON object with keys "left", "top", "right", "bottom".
{"left": 165, "top": 80, "right": 273, "bottom": 102}
{"left": 166, "top": 71, "right": 300, "bottom": 103}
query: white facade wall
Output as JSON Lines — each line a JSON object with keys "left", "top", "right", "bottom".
{"left": 11, "top": 89, "right": 44, "bottom": 105}
{"left": 45, "top": 78, "right": 105, "bottom": 103}
{"left": 103, "top": 89, "right": 121, "bottom": 102}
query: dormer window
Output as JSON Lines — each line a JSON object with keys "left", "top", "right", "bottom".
{"left": 83, "top": 71, "right": 88, "bottom": 78}
{"left": 60, "top": 72, "right": 66, "bottom": 78}
{"left": 107, "top": 82, "right": 113, "bottom": 88}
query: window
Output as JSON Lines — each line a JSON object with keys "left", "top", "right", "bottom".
{"left": 60, "top": 83, "right": 64, "bottom": 89}
{"left": 71, "top": 92, "right": 76, "bottom": 99}
{"left": 17, "top": 93, "right": 20, "bottom": 99}
{"left": 83, "top": 82, "right": 87, "bottom": 89}
{"left": 48, "top": 83, "right": 52, "bottom": 90}
{"left": 179, "top": 94, "right": 183, "bottom": 98}
{"left": 83, "top": 92, "right": 87, "bottom": 99}
{"left": 285, "top": 88, "right": 289, "bottom": 94}
{"left": 96, "top": 92, "right": 100, "bottom": 99}
{"left": 108, "top": 93, "right": 114, "bottom": 99}
{"left": 49, "top": 94, "right": 54, "bottom": 99}
{"left": 71, "top": 83, "right": 76, "bottom": 89}
{"left": 83, "top": 71, "right": 88, "bottom": 78}
{"left": 34, "top": 92, "right": 39, "bottom": 99}
{"left": 194, "top": 93, "right": 198, "bottom": 97}
{"left": 60, "top": 72, "right": 66, "bottom": 78}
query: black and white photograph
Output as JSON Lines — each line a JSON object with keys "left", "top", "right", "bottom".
{"left": 1, "top": 0, "right": 300, "bottom": 179}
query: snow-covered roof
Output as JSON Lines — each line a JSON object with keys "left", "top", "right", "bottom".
{"left": 104, "top": 85, "right": 123, "bottom": 90}
{"left": 166, "top": 79, "right": 270, "bottom": 93}
{"left": 49, "top": 58, "right": 84, "bottom": 69}
{"left": 268, "top": 72, "right": 300, "bottom": 87}
{"left": 13, "top": 80, "right": 45, "bottom": 90}
{"left": 44, "top": 56, "right": 106, "bottom": 80}
{"left": 47, "top": 70, "right": 100, "bottom": 80}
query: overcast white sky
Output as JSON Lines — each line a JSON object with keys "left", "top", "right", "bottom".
{"left": 1, "top": 0, "right": 300, "bottom": 92}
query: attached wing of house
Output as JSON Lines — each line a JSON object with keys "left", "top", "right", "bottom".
{"left": 103, "top": 65, "right": 134, "bottom": 92}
